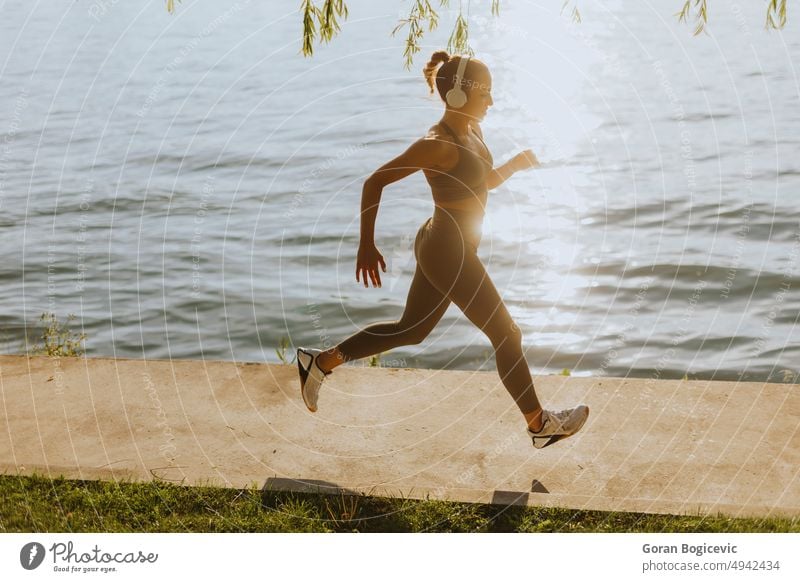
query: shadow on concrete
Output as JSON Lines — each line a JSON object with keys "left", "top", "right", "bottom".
{"left": 262, "top": 477, "right": 361, "bottom": 498}
{"left": 491, "top": 490, "right": 530, "bottom": 505}
{"left": 263, "top": 476, "right": 552, "bottom": 508}
{"left": 491, "top": 480, "right": 548, "bottom": 506}
{"left": 531, "top": 479, "right": 549, "bottom": 493}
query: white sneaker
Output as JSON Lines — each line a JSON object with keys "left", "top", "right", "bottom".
{"left": 527, "top": 405, "right": 589, "bottom": 449}
{"left": 296, "top": 347, "right": 331, "bottom": 412}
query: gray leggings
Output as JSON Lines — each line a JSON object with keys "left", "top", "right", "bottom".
{"left": 335, "top": 206, "right": 540, "bottom": 414}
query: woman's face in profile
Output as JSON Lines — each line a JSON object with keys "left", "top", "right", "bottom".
{"left": 463, "top": 68, "right": 493, "bottom": 120}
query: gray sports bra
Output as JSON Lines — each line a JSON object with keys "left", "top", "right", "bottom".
{"left": 424, "top": 121, "right": 494, "bottom": 203}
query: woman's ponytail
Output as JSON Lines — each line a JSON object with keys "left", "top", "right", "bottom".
{"left": 423, "top": 50, "right": 451, "bottom": 95}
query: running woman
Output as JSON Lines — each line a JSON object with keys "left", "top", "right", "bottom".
{"left": 297, "top": 51, "right": 589, "bottom": 449}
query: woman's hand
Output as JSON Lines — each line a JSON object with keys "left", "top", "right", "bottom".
{"left": 355, "top": 242, "right": 387, "bottom": 288}
{"left": 510, "top": 149, "right": 540, "bottom": 172}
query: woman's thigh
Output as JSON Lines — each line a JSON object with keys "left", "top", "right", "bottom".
{"left": 418, "top": 240, "right": 515, "bottom": 343}
{"left": 397, "top": 259, "right": 452, "bottom": 341}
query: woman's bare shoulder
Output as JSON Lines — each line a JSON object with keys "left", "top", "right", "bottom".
{"left": 412, "top": 125, "right": 457, "bottom": 172}
{"left": 424, "top": 123, "right": 456, "bottom": 144}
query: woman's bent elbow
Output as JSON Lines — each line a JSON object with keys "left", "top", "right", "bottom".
{"left": 363, "top": 175, "right": 383, "bottom": 192}
{"left": 363, "top": 178, "right": 390, "bottom": 201}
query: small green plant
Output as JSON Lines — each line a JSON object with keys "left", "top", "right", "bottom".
{"left": 29, "top": 312, "right": 86, "bottom": 357}
{"left": 322, "top": 491, "right": 363, "bottom": 529}
{"left": 368, "top": 353, "right": 382, "bottom": 367}
{"left": 560, "top": 368, "right": 571, "bottom": 376}
{"left": 275, "top": 337, "right": 296, "bottom": 364}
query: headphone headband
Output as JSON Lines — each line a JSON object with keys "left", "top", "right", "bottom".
{"left": 454, "top": 55, "right": 470, "bottom": 91}
{"left": 445, "top": 55, "right": 470, "bottom": 108}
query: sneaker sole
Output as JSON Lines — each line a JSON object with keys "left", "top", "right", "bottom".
{"left": 296, "top": 348, "right": 317, "bottom": 413}
{"left": 533, "top": 433, "right": 571, "bottom": 449}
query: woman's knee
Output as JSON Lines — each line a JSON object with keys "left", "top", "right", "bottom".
{"left": 404, "top": 322, "right": 433, "bottom": 345}
{"left": 487, "top": 318, "right": 523, "bottom": 349}
{"left": 378, "top": 319, "right": 431, "bottom": 346}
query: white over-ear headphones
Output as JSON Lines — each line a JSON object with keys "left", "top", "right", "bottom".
{"left": 445, "top": 55, "right": 470, "bottom": 108}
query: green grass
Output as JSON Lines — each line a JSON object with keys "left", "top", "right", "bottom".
{"left": 1, "top": 474, "right": 797, "bottom": 533}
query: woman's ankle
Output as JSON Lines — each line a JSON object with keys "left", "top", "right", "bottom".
{"left": 524, "top": 408, "right": 544, "bottom": 432}
{"left": 317, "top": 349, "right": 342, "bottom": 373}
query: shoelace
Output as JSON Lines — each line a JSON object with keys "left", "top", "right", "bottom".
{"left": 545, "top": 409, "right": 576, "bottom": 431}
{"left": 530, "top": 408, "right": 576, "bottom": 436}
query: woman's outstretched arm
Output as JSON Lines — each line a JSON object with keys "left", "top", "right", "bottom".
{"left": 356, "top": 135, "right": 451, "bottom": 288}
{"left": 487, "top": 149, "right": 540, "bottom": 190}
{"left": 470, "top": 123, "right": 540, "bottom": 191}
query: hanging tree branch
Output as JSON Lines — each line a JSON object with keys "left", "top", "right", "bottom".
{"left": 391, "top": 0, "right": 444, "bottom": 70}
{"left": 676, "top": 0, "right": 788, "bottom": 36}
{"left": 163, "top": 1, "right": 789, "bottom": 65}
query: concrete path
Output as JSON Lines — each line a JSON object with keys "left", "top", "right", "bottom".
{"left": 1, "top": 355, "right": 798, "bottom": 518}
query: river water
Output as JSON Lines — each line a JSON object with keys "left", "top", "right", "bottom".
{"left": 1, "top": 0, "right": 798, "bottom": 383}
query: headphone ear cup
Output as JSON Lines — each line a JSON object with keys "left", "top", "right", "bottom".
{"left": 446, "top": 88, "right": 467, "bottom": 108}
